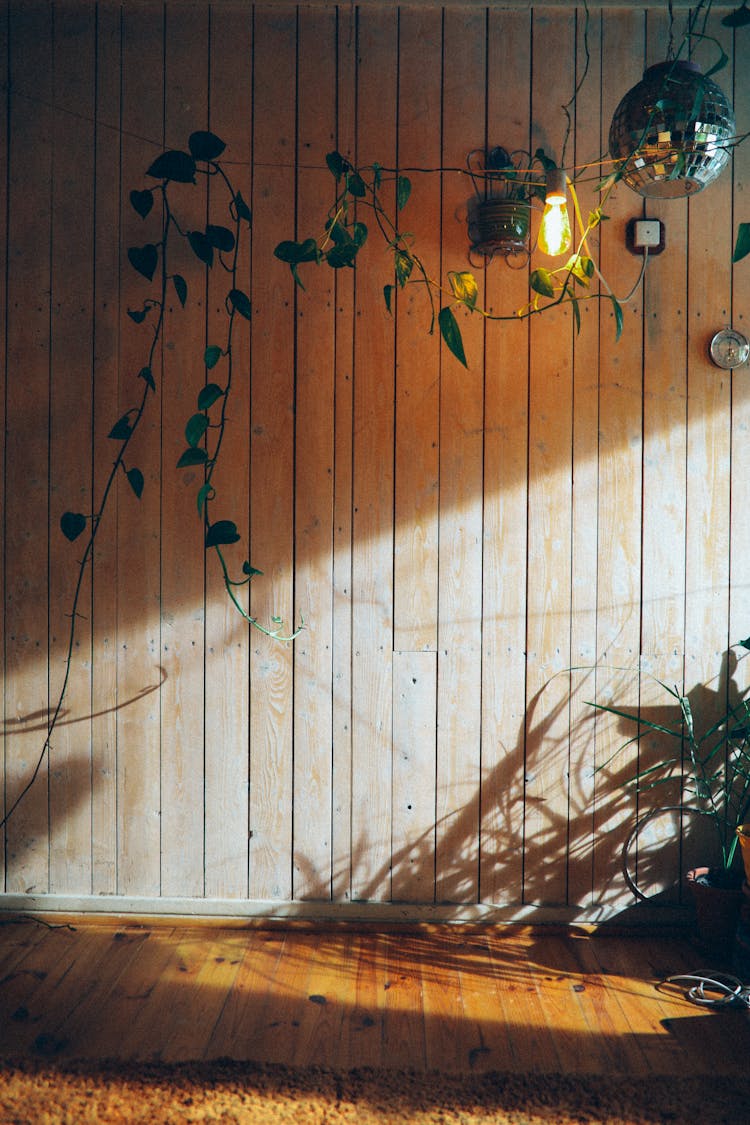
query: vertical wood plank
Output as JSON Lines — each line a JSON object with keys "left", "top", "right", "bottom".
{"left": 203, "top": 3, "right": 253, "bottom": 900}
{"left": 728, "top": 10, "right": 750, "bottom": 796}
{"left": 523, "top": 5, "right": 576, "bottom": 907}
{"left": 0, "top": 0, "right": 9, "bottom": 882}
{"left": 48, "top": 1, "right": 96, "bottom": 894}
{"left": 481, "top": 6, "right": 532, "bottom": 907}
{"left": 637, "top": 7, "right": 688, "bottom": 898}
{"left": 293, "top": 3, "right": 337, "bottom": 901}
{"left": 435, "top": 4, "right": 486, "bottom": 905}
{"left": 684, "top": 11, "right": 734, "bottom": 870}
{"left": 388, "top": 5, "right": 442, "bottom": 907}
{"left": 249, "top": 5, "right": 297, "bottom": 900}
{"left": 3, "top": 0, "right": 54, "bottom": 893}
{"left": 393, "top": 6, "right": 441, "bottom": 654}
{"left": 592, "top": 6, "right": 646, "bottom": 914}
{"left": 116, "top": 3, "right": 165, "bottom": 895}
{"left": 331, "top": 4, "right": 357, "bottom": 902}
{"left": 159, "top": 1, "right": 209, "bottom": 898}
{"left": 90, "top": 1, "right": 122, "bottom": 895}
{"left": 392, "top": 650, "right": 437, "bottom": 902}
{"left": 567, "top": 5, "right": 603, "bottom": 909}
{"left": 349, "top": 3, "right": 398, "bottom": 902}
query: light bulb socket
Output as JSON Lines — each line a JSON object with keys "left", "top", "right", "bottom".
{"left": 544, "top": 168, "right": 568, "bottom": 205}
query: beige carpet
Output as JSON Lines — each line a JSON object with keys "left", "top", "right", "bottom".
{"left": 0, "top": 1060, "right": 748, "bottom": 1124}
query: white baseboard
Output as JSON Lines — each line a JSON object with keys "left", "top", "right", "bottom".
{"left": 0, "top": 892, "right": 689, "bottom": 927}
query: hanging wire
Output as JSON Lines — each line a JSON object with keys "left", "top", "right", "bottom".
{"left": 667, "top": 0, "right": 676, "bottom": 59}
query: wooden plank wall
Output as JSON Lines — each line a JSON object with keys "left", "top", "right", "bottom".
{"left": 1, "top": 1, "right": 749, "bottom": 921}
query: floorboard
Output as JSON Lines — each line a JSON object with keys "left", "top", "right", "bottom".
{"left": 1, "top": 916, "right": 748, "bottom": 1075}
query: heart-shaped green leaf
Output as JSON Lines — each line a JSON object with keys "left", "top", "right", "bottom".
{"left": 60, "top": 511, "right": 86, "bottom": 542}
{"left": 188, "top": 130, "right": 226, "bottom": 161}
{"left": 242, "top": 560, "right": 263, "bottom": 577}
{"left": 147, "top": 149, "right": 196, "bottom": 183}
{"left": 198, "top": 383, "right": 224, "bottom": 410}
{"left": 126, "top": 467, "right": 144, "bottom": 499}
{"left": 228, "top": 288, "right": 252, "bottom": 320}
{"left": 197, "top": 482, "right": 214, "bottom": 516}
{"left": 397, "top": 175, "right": 411, "bottom": 211}
{"left": 204, "top": 345, "right": 222, "bottom": 370}
{"left": 205, "top": 519, "right": 241, "bottom": 548}
{"left": 108, "top": 415, "right": 133, "bottom": 441}
{"left": 610, "top": 295, "right": 624, "bottom": 342}
{"left": 438, "top": 307, "right": 467, "bottom": 368}
{"left": 448, "top": 270, "right": 478, "bottom": 310}
{"left": 185, "top": 412, "right": 209, "bottom": 447}
{"left": 326, "top": 151, "right": 348, "bottom": 180}
{"left": 346, "top": 171, "right": 366, "bottom": 198}
{"left": 130, "top": 189, "right": 153, "bottom": 218}
{"left": 139, "top": 366, "right": 156, "bottom": 392}
{"left": 733, "top": 223, "right": 750, "bottom": 264}
{"left": 173, "top": 274, "right": 187, "bottom": 307}
{"left": 128, "top": 244, "right": 158, "bottom": 281}
{"left": 177, "top": 447, "right": 209, "bottom": 468}
{"left": 233, "top": 191, "right": 252, "bottom": 224}
{"left": 188, "top": 231, "right": 214, "bottom": 267}
{"left": 723, "top": 1, "right": 750, "bottom": 25}
{"left": 530, "top": 268, "right": 555, "bottom": 299}
{"left": 206, "top": 224, "right": 235, "bottom": 252}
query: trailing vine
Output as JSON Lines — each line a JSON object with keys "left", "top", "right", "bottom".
{"left": 1, "top": 130, "right": 300, "bottom": 832}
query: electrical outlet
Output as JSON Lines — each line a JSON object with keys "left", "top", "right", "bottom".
{"left": 634, "top": 220, "right": 662, "bottom": 247}
{"left": 626, "top": 217, "right": 665, "bottom": 255}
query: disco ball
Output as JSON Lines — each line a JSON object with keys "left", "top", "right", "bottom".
{"left": 608, "top": 59, "right": 735, "bottom": 198}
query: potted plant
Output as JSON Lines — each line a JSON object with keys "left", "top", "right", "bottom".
{"left": 466, "top": 145, "right": 548, "bottom": 264}
{"left": 587, "top": 640, "right": 750, "bottom": 949}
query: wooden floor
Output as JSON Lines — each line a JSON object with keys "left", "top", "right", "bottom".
{"left": 1, "top": 915, "right": 749, "bottom": 1075}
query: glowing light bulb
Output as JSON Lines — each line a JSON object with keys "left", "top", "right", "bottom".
{"left": 538, "top": 170, "right": 572, "bottom": 257}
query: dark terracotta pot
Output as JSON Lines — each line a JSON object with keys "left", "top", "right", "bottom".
{"left": 687, "top": 867, "right": 744, "bottom": 954}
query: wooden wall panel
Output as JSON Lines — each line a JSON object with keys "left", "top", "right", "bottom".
{"left": 48, "top": 2, "right": 96, "bottom": 894}
{"left": 480, "top": 6, "right": 531, "bottom": 907}
{"left": 524, "top": 5, "right": 576, "bottom": 907}
{"left": 293, "top": 3, "right": 337, "bottom": 900}
{"left": 331, "top": 4, "right": 357, "bottom": 903}
{"left": 591, "top": 6, "right": 645, "bottom": 915}
{"left": 248, "top": 5, "right": 297, "bottom": 901}
{"left": 435, "top": 4, "right": 485, "bottom": 904}
{"left": 1, "top": 2, "right": 749, "bottom": 924}
{"left": 567, "top": 3, "right": 603, "bottom": 910}
{"left": 349, "top": 3, "right": 398, "bottom": 903}
{"left": 160, "top": 1, "right": 210, "bottom": 898}
{"left": 4, "top": 1, "right": 54, "bottom": 893}
{"left": 203, "top": 3, "right": 253, "bottom": 900}
{"left": 91, "top": 1, "right": 121, "bottom": 895}
{"left": 116, "top": 3, "right": 165, "bottom": 897}
{"left": 0, "top": 2, "right": 7, "bottom": 883}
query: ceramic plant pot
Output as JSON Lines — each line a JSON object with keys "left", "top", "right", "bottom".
{"left": 736, "top": 825, "right": 750, "bottom": 884}
{"left": 687, "top": 866, "right": 744, "bottom": 955}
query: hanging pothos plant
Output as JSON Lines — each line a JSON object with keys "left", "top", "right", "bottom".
{"left": 1, "top": 130, "right": 300, "bottom": 833}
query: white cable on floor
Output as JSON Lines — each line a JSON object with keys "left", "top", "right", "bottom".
{"left": 663, "top": 971, "right": 750, "bottom": 1008}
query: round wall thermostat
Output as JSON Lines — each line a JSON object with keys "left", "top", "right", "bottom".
{"left": 709, "top": 327, "right": 750, "bottom": 370}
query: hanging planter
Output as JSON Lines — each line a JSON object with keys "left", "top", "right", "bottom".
{"left": 470, "top": 198, "right": 531, "bottom": 263}
{"left": 609, "top": 59, "right": 735, "bottom": 198}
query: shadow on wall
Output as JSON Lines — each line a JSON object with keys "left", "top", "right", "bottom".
{"left": 293, "top": 649, "right": 750, "bottom": 917}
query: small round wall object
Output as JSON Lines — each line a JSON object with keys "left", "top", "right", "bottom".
{"left": 709, "top": 327, "right": 750, "bottom": 370}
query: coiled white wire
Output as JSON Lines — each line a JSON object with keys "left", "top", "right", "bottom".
{"left": 663, "top": 971, "right": 750, "bottom": 1008}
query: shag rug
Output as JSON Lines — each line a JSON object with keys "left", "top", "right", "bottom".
{"left": 0, "top": 1060, "right": 748, "bottom": 1125}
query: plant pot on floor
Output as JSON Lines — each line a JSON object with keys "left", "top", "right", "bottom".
{"left": 687, "top": 866, "right": 744, "bottom": 955}
{"left": 737, "top": 825, "right": 750, "bottom": 883}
